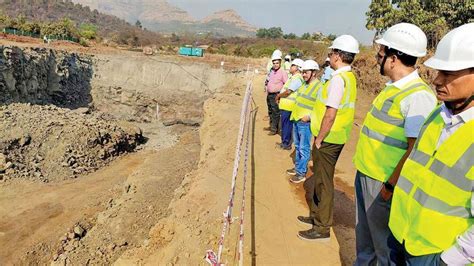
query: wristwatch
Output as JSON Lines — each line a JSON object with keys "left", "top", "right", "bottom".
{"left": 383, "top": 182, "right": 395, "bottom": 193}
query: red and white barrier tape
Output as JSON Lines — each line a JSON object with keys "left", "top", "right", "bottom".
{"left": 238, "top": 84, "right": 253, "bottom": 266}
{"left": 206, "top": 80, "right": 253, "bottom": 265}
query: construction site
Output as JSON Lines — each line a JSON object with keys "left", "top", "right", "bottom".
{"left": 1, "top": 1, "right": 473, "bottom": 265}
{"left": 0, "top": 33, "right": 378, "bottom": 266}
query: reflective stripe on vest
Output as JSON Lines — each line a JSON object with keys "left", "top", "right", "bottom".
{"left": 310, "top": 71, "right": 357, "bottom": 144}
{"left": 354, "top": 78, "right": 435, "bottom": 182}
{"left": 389, "top": 106, "right": 474, "bottom": 256}
{"left": 279, "top": 73, "right": 304, "bottom": 111}
{"left": 290, "top": 79, "right": 322, "bottom": 121}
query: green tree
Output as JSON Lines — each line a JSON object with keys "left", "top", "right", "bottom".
{"left": 256, "top": 27, "right": 283, "bottom": 39}
{"left": 327, "top": 34, "right": 337, "bottom": 41}
{"left": 365, "top": 0, "right": 396, "bottom": 40}
{"left": 366, "top": 0, "right": 473, "bottom": 47}
{"left": 283, "top": 33, "right": 297, "bottom": 39}
{"left": 79, "top": 23, "right": 97, "bottom": 39}
{"left": 256, "top": 28, "right": 268, "bottom": 38}
{"left": 135, "top": 20, "right": 142, "bottom": 29}
{"left": 267, "top": 27, "right": 283, "bottom": 39}
{"left": 301, "top": 32, "right": 311, "bottom": 40}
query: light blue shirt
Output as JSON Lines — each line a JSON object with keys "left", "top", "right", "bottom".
{"left": 321, "top": 66, "right": 334, "bottom": 83}
{"left": 288, "top": 78, "right": 303, "bottom": 92}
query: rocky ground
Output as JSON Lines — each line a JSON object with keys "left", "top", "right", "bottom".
{"left": 0, "top": 103, "right": 144, "bottom": 182}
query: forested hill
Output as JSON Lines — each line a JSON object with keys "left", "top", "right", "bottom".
{"left": 0, "top": 0, "right": 160, "bottom": 44}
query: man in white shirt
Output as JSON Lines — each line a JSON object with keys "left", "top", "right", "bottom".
{"left": 388, "top": 22, "right": 474, "bottom": 266}
{"left": 353, "top": 23, "right": 437, "bottom": 265}
{"left": 297, "top": 35, "right": 360, "bottom": 241}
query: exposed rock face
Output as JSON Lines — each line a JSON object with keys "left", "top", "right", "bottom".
{"left": 0, "top": 46, "right": 93, "bottom": 109}
{"left": 201, "top": 9, "right": 257, "bottom": 32}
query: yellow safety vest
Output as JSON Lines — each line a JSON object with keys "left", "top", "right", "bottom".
{"left": 389, "top": 106, "right": 473, "bottom": 256}
{"left": 284, "top": 61, "right": 291, "bottom": 72}
{"left": 310, "top": 71, "right": 357, "bottom": 144}
{"left": 279, "top": 73, "right": 304, "bottom": 112}
{"left": 354, "top": 78, "right": 435, "bottom": 182}
{"left": 290, "top": 79, "right": 322, "bottom": 122}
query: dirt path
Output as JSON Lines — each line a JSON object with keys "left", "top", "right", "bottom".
{"left": 247, "top": 73, "right": 373, "bottom": 265}
{"left": 248, "top": 75, "right": 340, "bottom": 265}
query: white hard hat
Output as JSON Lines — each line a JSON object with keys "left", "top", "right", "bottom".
{"left": 271, "top": 53, "right": 282, "bottom": 61}
{"left": 329, "top": 35, "right": 360, "bottom": 54}
{"left": 325, "top": 57, "right": 330, "bottom": 62}
{"left": 272, "top": 49, "right": 282, "bottom": 58}
{"left": 424, "top": 23, "right": 474, "bottom": 71}
{"left": 301, "top": 60, "right": 319, "bottom": 71}
{"left": 375, "top": 23, "right": 427, "bottom": 57}
{"left": 285, "top": 54, "right": 291, "bottom": 59}
{"left": 291, "top": 58, "right": 304, "bottom": 69}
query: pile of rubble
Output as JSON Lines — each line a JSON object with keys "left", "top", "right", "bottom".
{"left": 0, "top": 103, "right": 145, "bottom": 182}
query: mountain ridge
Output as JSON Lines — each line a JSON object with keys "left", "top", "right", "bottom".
{"left": 71, "top": 0, "right": 256, "bottom": 37}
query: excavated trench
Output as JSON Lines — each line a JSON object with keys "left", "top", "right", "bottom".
{"left": 0, "top": 45, "right": 237, "bottom": 264}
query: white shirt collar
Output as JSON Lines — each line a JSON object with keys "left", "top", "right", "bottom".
{"left": 440, "top": 104, "right": 474, "bottom": 126}
{"left": 385, "top": 70, "right": 420, "bottom": 89}
{"left": 331, "top": 65, "right": 351, "bottom": 76}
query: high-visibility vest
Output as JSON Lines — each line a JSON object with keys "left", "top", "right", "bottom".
{"left": 310, "top": 71, "right": 357, "bottom": 144}
{"left": 354, "top": 78, "right": 435, "bottom": 182}
{"left": 290, "top": 79, "right": 322, "bottom": 122}
{"left": 389, "top": 106, "right": 473, "bottom": 256}
{"left": 279, "top": 73, "right": 304, "bottom": 111}
{"left": 284, "top": 61, "right": 291, "bottom": 73}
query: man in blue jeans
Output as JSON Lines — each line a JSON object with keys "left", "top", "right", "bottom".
{"left": 276, "top": 58, "right": 304, "bottom": 150}
{"left": 287, "top": 60, "right": 321, "bottom": 183}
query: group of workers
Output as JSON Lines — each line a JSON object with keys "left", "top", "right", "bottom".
{"left": 263, "top": 22, "right": 473, "bottom": 265}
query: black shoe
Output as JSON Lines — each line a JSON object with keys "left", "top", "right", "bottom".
{"left": 297, "top": 228, "right": 330, "bottom": 242}
{"left": 268, "top": 131, "right": 277, "bottom": 136}
{"left": 280, "top": 144, "right": 292, "bottom": 150}
{"left": 297, "top": 216, "right": 314, "bottom": 225}
{"left": 289, "top": 174, "right": 306, "bottom": 184}
{"left": 286, "top": 168, "right": 296, "bottom": 176}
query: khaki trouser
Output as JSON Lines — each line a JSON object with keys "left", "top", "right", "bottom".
{"left": 304, "top": 141, "right": 344, "bottom": 234}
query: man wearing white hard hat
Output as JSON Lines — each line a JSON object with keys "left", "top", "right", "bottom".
{"left": 388, "top": 23, "right": 474, "bottom": 265}
{"left": 276, "top": 58, "right": 305, "bottom": 150}
{"left": 297, "top": 35, "right": 360, "bottom": 241}
{"left": 287, "top": 60, "right": 320, "bottom": 182}
{"left": 266, "top": 49, "right": 283, "bottom": 72}
{"left": 353, "top": 23, "right": 437, "bottom": 265}
{"left": 265, "top": 50, "right": 288, "bottom": 135}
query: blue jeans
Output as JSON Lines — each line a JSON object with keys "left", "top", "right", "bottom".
{"left": 293, "top": 121, "right": 311, "bottom": 176}
{"left": 280, "top": 110, "right": 293, "bottom": 148}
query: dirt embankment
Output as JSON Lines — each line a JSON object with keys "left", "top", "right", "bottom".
{"left": 90, "top": 54, "right": 228, "bottom": 124}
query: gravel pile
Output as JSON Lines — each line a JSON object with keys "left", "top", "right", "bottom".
{"left": 0, "top": 103, "right": 144, "bottom": 182}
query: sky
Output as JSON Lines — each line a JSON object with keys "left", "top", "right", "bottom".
{"left": 169, "top": 0, "right": 375, "bottom": 44}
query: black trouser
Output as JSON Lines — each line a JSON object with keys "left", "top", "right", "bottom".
{"left": 266, "top": 92, "right": 280, "bottom": 132}
{"left": 304, "top": 141, "right": 344, "bottom": 234}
